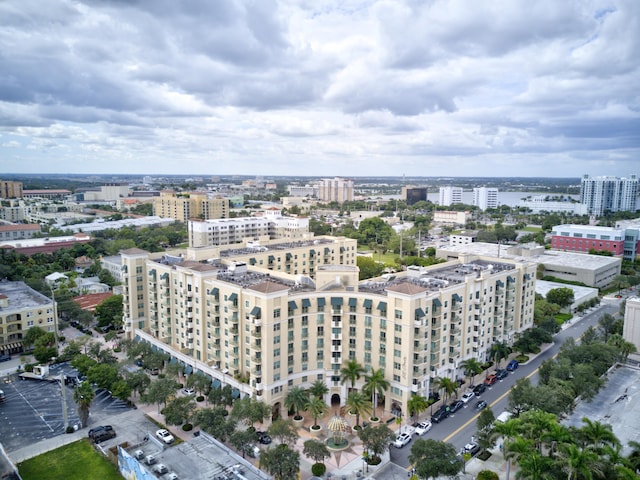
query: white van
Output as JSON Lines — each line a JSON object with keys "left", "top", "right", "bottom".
{"left": 496, "top": 411, "right": 513, "bottom": 423}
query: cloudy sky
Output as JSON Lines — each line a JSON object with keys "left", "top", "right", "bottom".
{"left": 1, "top": 0, "right": 639, "bottom": 178}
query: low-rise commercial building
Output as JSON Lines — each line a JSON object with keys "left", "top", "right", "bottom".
{"left": 434, "top": 211, "right": 472, "bottom": 225}
{"left": 551, "top": 224, "right": 640, "bottom": 260}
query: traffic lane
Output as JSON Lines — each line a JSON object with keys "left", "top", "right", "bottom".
{"left": 390, "top": 303, "right": 618, "bottom": 467}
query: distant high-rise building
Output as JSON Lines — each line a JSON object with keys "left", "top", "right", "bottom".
{"left": 402, "top": 186, "right": 428, "bottom": 205}
{"left": 153, "top": 191, "right": 229, "bottom": 222}
{"left": 580, "top": 174, "right": 638, "bottom": 216}
{"left": 0, "top": 180, "right": 23, "bottom": 199}
{"left": 317, "top": 177, "right": 354, "bottom": 204}
{"left": 473, "top": 188, "right": 499, "bottom": 211}
{"left": 439, "top": 186, "right": 462, "bottom": 206}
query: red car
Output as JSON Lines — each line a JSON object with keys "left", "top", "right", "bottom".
{"left": 484, "top": 374, "right": 497, "bottom": 386}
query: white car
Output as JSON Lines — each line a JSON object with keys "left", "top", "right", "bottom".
{"left": 156, "top": 429, "right": 175, "bottom": 444}
{"left": 182, "top": 388, "right": 195, "bottom": 396}
{"left": 394, "top": 433, "right": 412, "bottom": 448}
{"left": 460, "top": 391, "right": 475, "bottom": 404}
{"left": 414, "top": 421, "right": 432, "bottom": 436}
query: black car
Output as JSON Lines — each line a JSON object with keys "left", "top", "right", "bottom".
{"left": 449, "top": 400, "right": 464, "bottom": 413}
{"left": 93, "top": 429, "right": 116, "bottom": 444}
{"left": 430, "top": 406, "right": 450, "bottom": 423}
{"left": 256, "top": 431, "right": 272, "bottom": 445}
{"left": 0, "top": 354, "right": 10, "bottom": 362}
{"left": 473, "top": 383, "right": 487, "bottom": 396}
{"left": 495, "top": 369, "right": 508, "bottom": 380}
{"left": 88, "top": 425, "right": 113, "bottom": 439}
{"left": 475, "top": 400, "right": 488, "bottom": 411}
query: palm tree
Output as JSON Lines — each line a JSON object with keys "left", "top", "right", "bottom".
{"left": 73, "top": 381, "right": 95, "bottom": 428}
{"left": 407, "top": 394, "right": 429, "bottom": 421}
{"left": 345, "top": 391, "right": 372, "bottom": 427}
{"left": 363, "top": 368, "right": 389, "bottom": 421}
{"left": 436, "top": 377, "right": 457, "bottom": 402}
{"left": 460, "top": 358, "right": 483, "bottom": 386}
{"left": 284, "top": 386, "right": 309, "bottom": 420}
{"left": 577, "top": 417, "right": 620, "bottom": 452}
{"left": 340, "top": 360, "right": 365, "bottom": 392}
{"left": 559, "top": 443, "right": 604, "bottom": 480}
{"left": 306, "top": 396, "right": 329, "bottom": 429}
{"left": 308, "top": 379, "right": 329, "bottom": 399}
{"left": 490, "top": 341, "right": 512, "bottom": 368}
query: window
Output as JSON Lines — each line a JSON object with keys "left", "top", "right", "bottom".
{"left": 274, "top": 335, "right": 280, "bottom": 345}
{"left": 364, "top": 340, "right": 371, "bottom": 351}
{"left": 274, "top": 348, "right": 280, "bottom": 356}
{"left": 394, "top": 324, "right": 402, "bottom": 333}
{"left": 273, "top": 323, "right": 281, "bottom": 332}
{"left": 317, "top": 326, "right": 324, "bottom": 336}
{"left": 394, "top": 349, "right": 401, "bottom": 358}
{"left": 394, "top": 310, "right": 402, "bottom": 320}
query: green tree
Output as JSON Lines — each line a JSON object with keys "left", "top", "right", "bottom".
{"left": 23, "top": 326, "right": 48, "bottom": 349}
{"left": 357, "top": 256, "right": 385, "bottom": 280}
{"left": 303, "top": 439, "right": 330, "bottom": 468}
{"left": 435, "top": 377, "right": 458, "bottom": 403}
{"left": 306, "top": 396, "right": 329, "bottom": 429}
{"left": 559, "top": 443, "right": 604, "bottom": 480}
{"left": 94, "top": 294, "right": 123, "bottom": 328}
{"left": 162, "top": 396, "right": 196, "bottom": 426}
{"left": 259, "top": 444, "right": 300, "bottom": 480}
{"left": 340, "top": 359, "right": 366, "bottom": 392}
{"left": 86, "top": 363, "right": 120, "bottom": 390}
{"left": 230, "top": 397, "right": 270, "bottom": 428}
{"left": 345, "top": 391, "right": 372, "bottom": 428}
{"left": 229, "top": 428, "right": 259, "bottom": 459}
{"left": 546, "top": 287, "right": 575, "bottom": 309}
{"left": 267, "top": 419, "right": 299, "bottom": 447}
{"left": 308, "top": 379, "right": 329, "bottom": 399}
{"left": 74, "top": 381, "right": 95, "bottom": 428}
{"left": 460, "top": 358, "right": 484, "bottom": 386}
{"left": 489, "top": 341, "right": 512, "bottom": 368}
{"left": 193, "top": 407, "right": 236, "bottom": 442}
{"left": 358, "top": 424, "right": 395, "bottom": 464}
{"left": 141, "top": 377, "right": 178, "bottom": 412}
{"left": 363, "top": 368, "right": 390, "bottom": 420}
{"left": 284, "top": 386, "right": 309, "bottom": 420}
{"left": 125, "top": 370, "right": 151, "bottom": 398}
{"left": 33, "top": 332, "right": 58, "bottom": 363}
{"left": 476, "top": 408, "right": 496, "bottom": 453}
{"left": 408, "top": 438, "right": 462, "bottom": 480}
{"left": 407, "top": 394, "right": 429, "bottom": 421}
{"left": 598, "top": 313, "right": 618, "bottom": 342}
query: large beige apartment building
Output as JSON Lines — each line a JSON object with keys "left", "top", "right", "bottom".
{"left": 0, "top": 180, "right": 23, "bottom": 199}
{"left": 0, "top": 281, "right": 55, "bottom": 355}
{"left": 317, "top": 177, "right": 354, "bottom": 204}
{"left": 153, "top": 191, "right": 230, "bottom": 222}
{"left": 121, "top": 241, "right": 535, "bottom": 419}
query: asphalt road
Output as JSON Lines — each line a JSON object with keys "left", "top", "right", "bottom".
{"left": 389, "top": 301, "right": 621, "bottom": 468}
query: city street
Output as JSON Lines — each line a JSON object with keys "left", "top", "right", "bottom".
{"left": 389, "top": 301, "right": 621, "bottom": 468}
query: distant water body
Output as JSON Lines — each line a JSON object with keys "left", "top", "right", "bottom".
{"left": 371, "top": 191, "right": 581, "bottom": 208}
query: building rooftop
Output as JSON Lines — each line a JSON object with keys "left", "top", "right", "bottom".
{"left": 0, "top": 280, "right": 52, "bottom": 311}
{"left": 218, "top": 237, "right": 337, "bottom": 258}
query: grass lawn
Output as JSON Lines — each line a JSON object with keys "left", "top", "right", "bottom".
{"left": 521, "top": 226, "right": 542, "bottom": 232}
{"left": 555, "top": 313, "right": 573, "bottom": 325}
{"left": 18, "top": 440, "right": 121, "bottom": 480}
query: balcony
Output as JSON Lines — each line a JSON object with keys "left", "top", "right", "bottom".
{"left": 251, "top": 329, "right": 261, "bottom": 338}
{"left": 253, "top": 318, "right": 262, "bottom": 327}
{"left": 331, "top": 344, "right": 342, "bottom": 353}
{"left": 411, "top": 384, "right": 419, "bottom": 393}
{"left": 251, "top": 341, "right": 262, "bottom": 350}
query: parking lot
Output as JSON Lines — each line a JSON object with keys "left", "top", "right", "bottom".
{"left": 0, "top": 362, "right": 134, "bottom": 454}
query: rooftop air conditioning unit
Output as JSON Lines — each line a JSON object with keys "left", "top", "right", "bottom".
{"left": 134, "top": 450, "right": 144, "bottom": 460}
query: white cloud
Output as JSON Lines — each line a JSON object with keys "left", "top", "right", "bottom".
{"left": 0, "top": 0, "right": 638, "bottom": 177}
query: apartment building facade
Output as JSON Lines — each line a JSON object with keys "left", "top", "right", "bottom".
{"left": 121, "top": 246, "right": 535, "bottom": 419}
{"left": 153, "top": 191, "right": 230, "bottom": 222}
{"left": 0, "top": 180, "right": 23, "bottom": 199}
{"left": 473, "top": 187, "right": 499, "bottom": 211}
{"left": 317, "top": 177, "right": 354, "bottom": 204}
{"left": 551, "top": 224, "right": 640, "bottom": 261}
{"left": 580, "top": 174, "right": 639, "bottom": 216}
{"left": 439, "top": 186, "right": 463, "bottom": 206}
{"left": 0, "top": 281, "right": 56, "bottom": 355}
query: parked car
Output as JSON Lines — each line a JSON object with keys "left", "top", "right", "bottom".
{"left": 473, "top": 383, "right": 487, "bottom": 396}
{"left": 484, "top": 374, "right": 498, "bottom": 386}
{"left": 393, "top": 433, "right": 412, "bottom": 448}
{"left": 463, "top": 441, "right": 481, "bottom": 456}
{"left": 414, "top": 421, "right": 432, "bottom": 436}
{"left": 475, "top": 400, "right": 488, "bottom": 411}
{"left": 156, "top": 429, "right": 175, "bottom": 444}
{"left": 431, "top": 406, "right": 450, "bottom": 423}
{"left": 0, "top": 354, "right": 11, "bottom": 362}
{"left": 449, "top": 400, "right": 464, "bottom": 413}
{"left": 256, "top": 431, "right": 272, "bottom": 445}
{"left": 506, "top": 360, "right": 519, "bottom": 371}
{"left": 93, "top": 428, "right": 116, "bottom": 444}
{"left": 495, "top": 369, "right": 508, "bottom": 380}
{"left": 460, "top": 391, "right": 475, "bottom": 404}
{"left": 88, "top": 425, "right": 113, "bottom": 439}
{"left": 182, "top": 388, "right": 195, "bottom": 396}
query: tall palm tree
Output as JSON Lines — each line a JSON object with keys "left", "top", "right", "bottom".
{"left": 284, "top": 386, "right": 309, "bottom": 420}
{"left": 306, "top": 396, "right": 329, "bottom": 429}
{"left": 363, "top": 368, "right": 389, "bottom": 420}
{"left": 514, "top": 450, "right": 555, "bottom": 480}
{"left": 490, "top": 341, "right": 512, "bottom": 368}
{"left": 578, "top": 417, "right": 620, "bottom": 452}
{"left": 407, "top": 394, "right": 429, "bottom": 421}
{"left": 345, "top": 391, "right": 372, "bottom": 427}
{"left": 559, "top": 443, "right": 604, "bottom": 480}
{"left": 459, "top": 358, "right": 483, "bottom": 386}
{"left": 308, "top": 379, "right": 329, "bottom": 399}
{"left": 436, "top": 377, "right": 457, "bottom": 402}
{"left": 340, "top": 360, "right": 366, "bottom": 392}
{"left": 73, "top": 381, "right": 95, "bottom": 428}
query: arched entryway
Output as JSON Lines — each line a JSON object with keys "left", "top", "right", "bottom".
{"left": 391, "top": 401, "right": 402, "bottom": 418}
{"left": 330, "top": 393, "right": 341, "bottom": 408}
{"left": 271, "top": 402, "right": 281, "bottom": 422}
